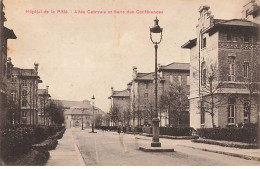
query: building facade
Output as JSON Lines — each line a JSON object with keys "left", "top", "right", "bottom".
{"left": 182, "top": 5, "right": 260, "bottom": 128}
{"left": 0, "top": 0, "right": 16, "bottom": 127}
{"left": 7, "top": 62, "right": 42, "bottom": 125}
{"left": 108, "top": 87, "right": 130, "bottom": 126}
{"left": 128, "top": 63, "right": 190, "bottom": 127}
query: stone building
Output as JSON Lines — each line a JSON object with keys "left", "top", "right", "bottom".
{"left": 108, "top": 87, "right": 130, "bottom": 126}
{"left": 128, "top": 63, "right": 190, "bottom": 127}
{"left": 7, "top": 62, "right": 42, "bottom": 125}
{"left": 0, "top": 0, "right": 16, "bottom": 127}
{"left": 182, "top": 5, "right": 260, "bottom": 128}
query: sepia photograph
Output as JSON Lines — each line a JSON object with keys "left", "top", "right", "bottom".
{"left": 0, "top": 0, "right": 259, "bottom": 166}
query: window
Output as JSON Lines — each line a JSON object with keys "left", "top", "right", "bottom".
{"left": 228, "top": 56, "right": 235, "bottom": 81}
{"left": 178, "top": 76, "right": 182, "bottom": 86}
{"left": 11, "top": 75, "right": 17, "bottom": 82}
{"left": 233, "top": 35, "right": 238, "bottom": 42}
{"left": 201, "top": 38, "right": 206, "bottom": 48}
{"left": 22, "top": 90, "right": 27, "bottom": 97}
{"left": 22, "top": 80, "right": 27, "bottom": 87}
{"left": 145, "top": 83, "right": 148, "bottom": 89}
{"left": 201, "top": 101, "right": 205, "bottom": 125}
{"left": 227, "top": 33, "right": 232, "bottom": 41}
{"left": 170, "top": 75, "right": 173, "bottom": 84}
{"left": 144, "top": 93, "right": 148, "bottom": 100}
{"left": 187, "top": 76, "right": 190, "bottom": 86}
{"left": 244, "top": 34, "right": 250, "bottom": 43}
{"left": 228, "top": 98, "right": 236, "bottom": 124}
{"left": 202, "top": 68, "right": 206, "bottom": 85}
{"left": 11, "top": 92, "right": 16, "bottom": 102}
{"left": 243, "top": 62, "right": 249, "bottom": 78}
{"left": 243, "top": 102, "right": 250, "bottom": 123}
{"left": 22, "top": 99, "right": 27, "bottom": 107}
{"left": 22, "top": 112, "right": 27, "bottom": 117}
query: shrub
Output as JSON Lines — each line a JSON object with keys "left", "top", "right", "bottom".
{"left": 159, "top": 127, "right": 194, "bottom": 136}
{"left": 197, "top": 127, "right": 258, "bottom": 143}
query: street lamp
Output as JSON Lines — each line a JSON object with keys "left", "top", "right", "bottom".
{"left": 150, "top": 16, "right": 163, "bottom": 147}
{"left": 91, "top": 95, "right": 96, "bottom": 133}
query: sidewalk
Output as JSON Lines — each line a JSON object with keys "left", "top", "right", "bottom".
{"left": 177, "top": 140, "right": 260, "bottom": 161}
{"left": 124, "top": 131, "right": 260, "bottom": 162}
{"left": 45, "top": 128, "right": 85, "bottom": 166}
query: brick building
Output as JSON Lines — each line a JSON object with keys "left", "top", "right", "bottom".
{"left": 0, "top": 0, "right": 16, "bottom": 127}
{"left": 182, "top": 5, "right": 260, "bottom": 128}
{"left": 108, "top": 87, "right": 130, "bottom": 126}
{"left": 128, "top": 63, "right": 190, "bottom": 127}
{"left": 7, "top": 62, "right": 42, "bottom": 125}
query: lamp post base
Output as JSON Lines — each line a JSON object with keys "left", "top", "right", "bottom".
{"left": 151, "top": 117, "right": 161, "bottom": 147}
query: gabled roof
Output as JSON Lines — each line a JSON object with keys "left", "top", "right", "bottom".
{"left": 109, "top": 89, "right": 129, "bottom": 98}
{"left": 159, "top": 62, "right": 190, "bottom": 71}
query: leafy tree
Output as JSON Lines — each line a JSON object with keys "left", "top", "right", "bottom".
{"left": 45, "top": 100, "right": 65, "bottom": 126}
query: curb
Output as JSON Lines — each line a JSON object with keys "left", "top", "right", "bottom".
{"left": 178, "top": 144, "right": 260, "bottom": 162}
{"left": 192, "top": 139, "right": 258, "bottom": 149}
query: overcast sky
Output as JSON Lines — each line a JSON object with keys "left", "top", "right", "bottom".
{"left": 4, "top": 0, "right": 248, "bottom": 112}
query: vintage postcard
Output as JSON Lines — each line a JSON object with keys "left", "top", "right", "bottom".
{"left": 0, "top": 0, "right": 259, "bottom": 166}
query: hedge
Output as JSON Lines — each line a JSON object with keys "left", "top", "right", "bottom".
{"left": 197, "top": 127, "right": 258, "bottom": 143}
{"left": 0, "top": 125, "right": 65, "bottom": 163}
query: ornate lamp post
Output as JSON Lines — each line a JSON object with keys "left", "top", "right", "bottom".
{"left": 150, "top": 17, "right": 163, "bottom": 147}
{"left": 91, "top": 95, "right": 96, "bottom": 133}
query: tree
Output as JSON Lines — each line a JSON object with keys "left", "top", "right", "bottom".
{"left": 198, "top": 63, "right": 226, "bottom": 128}
{"left": 160, "top": 84, "right": 189, "bottom": 127}
{"left": 109, "top": 105, "right": 120, "bottom": 126}
{"left": 45, "top": 100, "right": 65, "bottom": 126}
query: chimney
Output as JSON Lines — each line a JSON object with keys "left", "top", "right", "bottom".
{"left": 199, "top": 5, "right": 210, "bottom": 14}
{"left": 46, "top": 85, "right": 49, "bottom": 94}
{"left": 34, "top": 62, "right": 39, "bottom": 73}
{"left": 133, "top": 66, "right": 137, "bottom": 79}
{"left": 111, "top": 86, "right": 114, "bottom": 95}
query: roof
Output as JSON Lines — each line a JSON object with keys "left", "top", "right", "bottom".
{"left": 159, "top": 62, "right": 190, "bottom": 71}
{"left": 135, "top": 72, "right": 154, "bottom": 81}
{"left": 3, "top": 27, "right": 17, "bottom": 39}
{"left": 38, "top": 89, "right": 51, "bottom": 97}
{"left": 109, "top": 89, "right": 129, "bottom": 98}
{"left": 204, "top": 19, "right": 259, "bottom": 33}
{"left": 56, "top": 99, "right": 106, "bottom": 114}
{"left": 182, "top": 19, "right": 259, "bottom": 49}
{"left": 181, "top": 38, "right": 197, "bottom": 49}
{"left": 63, "top": 108, "right": 93, "bottom": 115}
{"left": 12, "top": 67, "right": 39, "bottom": 78}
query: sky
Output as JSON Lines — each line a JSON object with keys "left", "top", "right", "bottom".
{"left": 4, "top": 0, "right": 249, "bottom": 112}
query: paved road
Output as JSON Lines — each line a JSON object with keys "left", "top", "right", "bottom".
{"left": 71, "top": 128, "right": 260, "bottom": 166}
